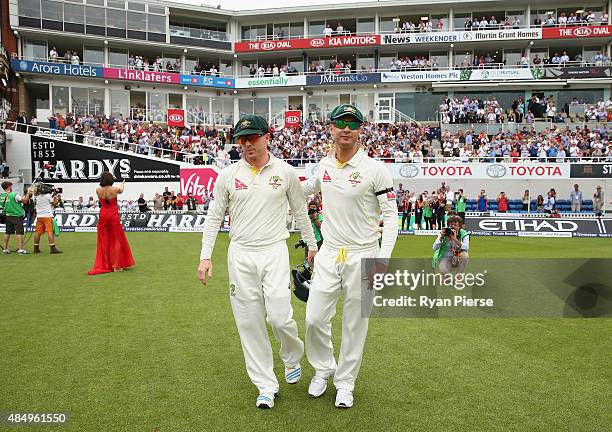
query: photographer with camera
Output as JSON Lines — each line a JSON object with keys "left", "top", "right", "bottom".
{"left": 32, "top": 182, "right": 62, "bottom": 254}
{"left": 1, "top": 181, "right": 31, "bottom": 255}
{"left": 432, "top": 214, "right": 469, "bottom": 274}
{"left": 308, "top": 201, "right": 324, "bottom": 251}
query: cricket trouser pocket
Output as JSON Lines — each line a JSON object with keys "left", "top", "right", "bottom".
{"left": 305, "top": 243, "right": 379, "bottom": 392}
{"left": 227, "top": 241, "right": 304, "bottom": 394}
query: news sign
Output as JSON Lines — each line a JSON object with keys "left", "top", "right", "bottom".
{"left": 235, "top": 35, "right": 380, "bottom": 52}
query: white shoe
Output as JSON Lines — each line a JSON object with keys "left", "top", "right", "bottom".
{"left": 17, "top": 249, "right": 28, "bottom": 255}
{"left": 285, "top": 365, "right": 301, "bottom": 384}
{"left": 2, "top": 250, "right": 9, "bottom": 255}
{"left": 308, "top": 376, "right": 328, "bottom": 398}
{"left": 335, "top": 389, "right": 354, "bottom": 408}
{"left": 256, "top": 392, "right": 275, "bottom": 409}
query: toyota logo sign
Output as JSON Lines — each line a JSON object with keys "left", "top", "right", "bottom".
{"left": 486, "top": 164, "right": 507, "bottom": 178}
{"left": 310, "top": 38, "right": 325, "bottom": 47}
{"left": 168, "top": 114, "right": 184, "bottom": 122}
{"left": 399, "top": 164, "right": 419, "bottom": 178}
{"left": 261, "top": 41, "right": 276, "bottom": 50}
{"left": 573, "top": 27, "right": 592, "bottom": 37}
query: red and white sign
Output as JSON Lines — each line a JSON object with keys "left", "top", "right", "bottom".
{"left": 103, "top": 67, "right": 180, "bottom": 84}
{"left": 235, "top": 35, "right": 380, "bottom": 52}
{"left": 167, "top": 109, "right": 185, "bottom": 127}
{"left": 542, "top": 25, "right": 612, "bottom": 39}
{"left": 284, "top": 110, "right": 301, "bottom": 129}
{"left": 385, "top": 163, "right": 570, "bottom": 180}
{"left": 180, "top": 167, "right": 219, "bottom": 203}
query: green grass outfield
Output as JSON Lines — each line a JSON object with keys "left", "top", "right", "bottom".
{"left": 1, "top": 234, "right": 611, "bottom": 432}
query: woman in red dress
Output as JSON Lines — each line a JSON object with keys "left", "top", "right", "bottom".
{"left": 88, "top": 172, "right": 135, "bottom": 275}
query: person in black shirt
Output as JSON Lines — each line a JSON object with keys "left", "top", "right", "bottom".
{"left": 137, "top": 193, "right": 149, "bottom": 212}
{"left": 228, "top": 146, "right": 241, "bottom": 161}
{"left": 185, "top": 193, "right": 198, "bottom": 211}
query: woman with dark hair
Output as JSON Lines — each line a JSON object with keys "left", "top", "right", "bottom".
{"left": 88, "top": 172, "right": 135, "bottom": 275}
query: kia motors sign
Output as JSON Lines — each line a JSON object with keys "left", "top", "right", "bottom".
{"left": 542, "top": 25, "right": 612, "bottom": 39}
{"left": 284, "top": 110, "right": 302, "bottom": 129}
{"left": 167, "top": 109, "right": 185, "bottom": 127}
{"left": 235, "top": 35, "right": 380, "bottom": 52}
{"left": 180, "top": 167, "right": 219, "bottom": 203}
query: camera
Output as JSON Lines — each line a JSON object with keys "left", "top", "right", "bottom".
{"left": 308, "top": 208, "right": 317, "bottom": 216}
{"left": 443, "top": 227, "right": 453, "bottom": 236}
{"left": 31, "top": 178, "right": 62, "bottom": 196}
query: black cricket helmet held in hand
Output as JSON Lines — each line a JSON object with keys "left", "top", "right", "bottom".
{"left": 292, "top": 261, "right": 313, "bottom": 302}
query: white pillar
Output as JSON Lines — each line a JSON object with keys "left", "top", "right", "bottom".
{"left": 526, "top": 5, "right": 531, "bottom": 27}
{"left": 375, "top": 13, "right": 380, "bottom": 34}
{"left": 104, "top": 87, "right": 111, "bottom": 116}
{"left": 103, "top": 44, "right": 109, "bottom": 67}
{"left": 304, "top": 17, "right": 309, "bottom": 37}
{"left": 449, "top": 8, "right": 454, "bottom": 31}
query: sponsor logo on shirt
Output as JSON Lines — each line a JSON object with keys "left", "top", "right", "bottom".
{"left": 235, "top": 178, "right": 248, "bottom": 190}
{"left": 322, "top": 170, "right": 332, "bottom": 182}
{"left": 386, "top": 191, "right": 396, "bottom": 200}
{"left": 268, "top": 175, "right": 283, "bottom": 190}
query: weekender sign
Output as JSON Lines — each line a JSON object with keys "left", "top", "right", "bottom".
{"left": 235, "top": 35, "right": 380, "bottom": 52}
{"left": 389, "top": 163, "right": 570, "bottom": 180}
{"left": 381, "top": 28, "right": 541, "bottom": 45}
{"left": 11, "top": 59, "right": 103, "bottom": 78}
{"left": 542, "top": 25, "right": 612, "bottom": 39}
{"left": 234, "top": 75, "right": 306, "bottom": 88}
{"left": 31, "top": 135, "right": 180, "bottom": 182}
{"left": 381, "top": 68, "right": 542, "bottom": 83}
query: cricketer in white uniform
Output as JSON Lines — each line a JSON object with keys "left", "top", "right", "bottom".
{"left": 302, "top": 104, "right": 399, "bottom": 408}
{"left": 198, "top": 115, "right": 318, "bottom": 409}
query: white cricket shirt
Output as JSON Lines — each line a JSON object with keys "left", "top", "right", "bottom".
{"left": 302, "top": 148, "right": 399, "bottom": 259}
{"left": 200, "top": 153, "right": 317, "bottom": 260}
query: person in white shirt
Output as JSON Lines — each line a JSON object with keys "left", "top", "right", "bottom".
{"left": 198, "top": 115, "right": 317, "bottom": 409}
{"left": 301, "top": 104, "right": 398, "bottom": 408}
{"left": 323, "top": 25, "right": 333, "bottom": 37}
{"left": 49, "top": 47, "right": 58, "bottom": 62}
{"left": 32, "top": 186, "right": 61, "bottom": 254}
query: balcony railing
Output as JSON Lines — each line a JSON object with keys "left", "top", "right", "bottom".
{"left": 169, "top": 25, "right": 228, "bottom": 42}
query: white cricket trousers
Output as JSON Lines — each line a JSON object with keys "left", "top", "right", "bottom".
{"left": 305, "top": 243, "right": 379, "bottom": 391}
{"left": 228, "top": 240, "right": 304, "bottom": 394}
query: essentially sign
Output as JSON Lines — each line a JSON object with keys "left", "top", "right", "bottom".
{"left": 545, "top": 66, "right": 611, "bottom": 79}
{"left": 31, "top": 135, "right": 180, "bottom": 182}
{"left": 167, "top": 109, "right": 185, "bottom": 127}
{"left": 11, "top": 59, "right": 103, "bottom": 78}
{"left": 542, "top": 25, "right": 612, "bottom": 39}
{"left": 179, "top": 167, "right": 219, "bottom": 203}
{"left": 179, "top": 74, "right": 235, "bottom": 88}
{"left": 234, "top": 75, "right": 306, "bottom": 88}
{"left": 381, "top": 68, "right": 542, "bottom": 82}
{"left": 306, "top": 72, "right": 380, "bottom": 86}
{"left": 235, "top": 35, "right": 380, "bottom": 52}
{"left": 284, "top": 110, "right": 301, "bottom": 128}
{"left": 570, "top": 163, "right": 612, "bottom": 178}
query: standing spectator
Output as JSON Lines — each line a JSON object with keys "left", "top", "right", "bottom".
{"left": 423, "top": 195, "right": 435, "bottom": 229}
{"left": 536, "top": 195, "right": 544, "bottom": 212}
{"left": 153, "top": 193, "right": 164, "bottom": 211}
{"left": 175, "top": 194, "right": 185, "bottom": 211}
{"left": 49, "top": 47, "right": 58, "bottom": 62}
{"left": 435, "top": 193, "right": 446, "bottom": 229}
{"left": 185, "top": 193, "right": 198, "bottom": 211}
{"left": 17, "top": 112, "right": 28, "bottom": 132}
{"left": 497, "top": 192, "right": 508, "bottom": 213}
{"left": 414, "top": 195, "right": 424, "bottom": 229}
{"left": 455, "top": 189, "right": 467, "bottom": 223}
{"left": 544, "top": 191, "right": 555, "bottom": 214}
{"left": 137, "top": 193, "right": 149, "bottom": 212}
{"left": 477, "top": 190, "right": 488, "bottom": 212}
{"left": 400, "top": 193, "right": 412, "bottom": 231}
{"left": 522, "top": 190, "right": 530, "bottom": 211}
{"left": 593, "top": 186, "right": 604, "bottom": 217}
{"left": 86, "top": 196, "right": 95, "bottom": 208}
{"left": 570, "top": 184, "right": 582, "bottom": 212}
{"left": 1, "top": 181, "right": 31, "bottom": 255}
